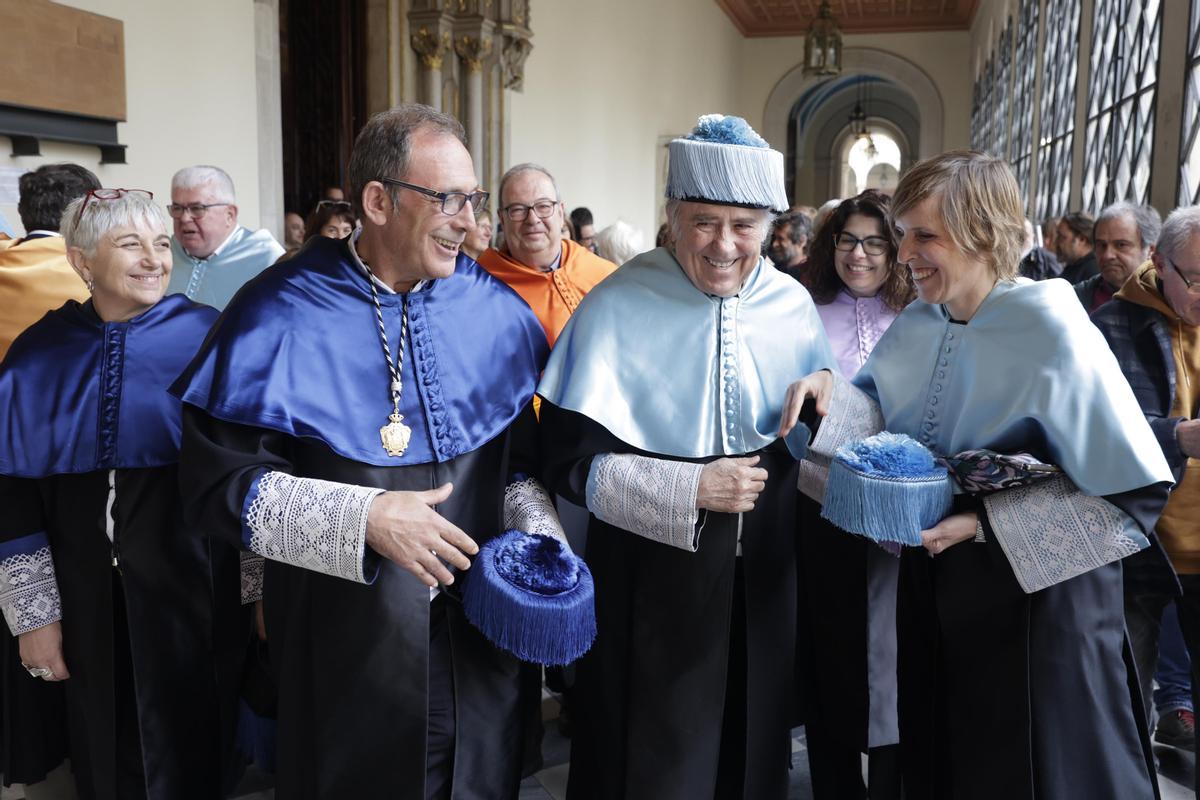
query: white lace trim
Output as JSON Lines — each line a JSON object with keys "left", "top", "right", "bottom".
{"left": 585, "top": 453, "right": 703, "bottom": 551}
{"left": 0, "top": 546, "right": 62, "bottom": 635}
{"left": 983, "top": 474, "right": 1146, "bottom": 594}
{"left": 240, "top": 551, "right": 265, "bottom": 605}
{"left": 244, "top": 471, "right": 384, "bottom": 584}
{"left": 806, "top": 372, "right": 884, "bottom": 468}
{"left": 503, "top": 477, "right": 567, "bottom": 542}
{"left": 797, "top": 460, "right": 829, "bottom": 502}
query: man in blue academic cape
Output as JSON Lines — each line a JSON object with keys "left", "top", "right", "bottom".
{"left": 173, "top": 104, "right": 562, "bottom": 799}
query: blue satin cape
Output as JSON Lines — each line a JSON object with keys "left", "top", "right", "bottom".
{"left": 167, "top": 226, "right": 285, "bottom": 311}
{"left": 0, "top": 294, "right": 219, "bottom": 478}
{"left": 171, "top": 235, "right": 548, "bottom": 467}
{"left": 854, "top": 278, "right": 1173, "bottom": 496}
{"left": 537, "top": 246, "right": 835, "bottom": 458}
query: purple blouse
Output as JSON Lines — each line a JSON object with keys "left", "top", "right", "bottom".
{"left": 815, "top": 289, "right": 899, "bottom": 377}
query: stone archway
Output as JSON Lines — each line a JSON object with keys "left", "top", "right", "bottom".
{"left": 762, "top": 48, "right": 944, "bottom": 161}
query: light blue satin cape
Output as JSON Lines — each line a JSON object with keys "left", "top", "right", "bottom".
{"left": 853, "top": 278, "right": 1172, "bottom": 496}
{"left": 537, "top": 246, "right": 834, "bottom": 458}
{"left": 167, "top": 226, "right": 285, "bottom": 310}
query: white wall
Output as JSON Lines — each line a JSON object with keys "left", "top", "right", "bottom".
{"left": 0, "top": 0, "right": 264, "bottom": 236}
{"left": 508, "top": 3, "right": 973, "bottom": 246}
{"left": 509, "top": 0, "right": 744, "bottom": 249}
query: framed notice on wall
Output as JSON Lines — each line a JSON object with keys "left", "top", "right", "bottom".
{"left": 0, "top": 0, "right": 127, "bottom": 162}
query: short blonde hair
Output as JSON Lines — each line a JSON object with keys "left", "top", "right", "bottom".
{"left": 891, "top": 150, "right": 1026, "bottom": 280}
{"left": 60, "top": 191, "right": 170, "bottom": 257}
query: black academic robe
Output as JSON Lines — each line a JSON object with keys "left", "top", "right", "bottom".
{"left": 895, "top": 488, "right": 1167, "bottom": 800}
{"left": 179, "top": 407, "right": 545, "bottom": 800}
{"left": 538, "top": 402, "right": 799, "bottom": 800}
{"left": 0, "top": 468, "right": 233, "bottom": 800}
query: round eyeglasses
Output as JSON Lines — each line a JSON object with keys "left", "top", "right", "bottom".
{"left": 833, "top": 232, "right": 889, "bottom": 257}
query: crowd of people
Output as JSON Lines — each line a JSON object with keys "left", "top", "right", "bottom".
{"left": 0, "top": 102, "right": 1196, "bottom": 800}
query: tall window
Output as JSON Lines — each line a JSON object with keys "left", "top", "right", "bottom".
{"left": 993, "top": 20, "right": 1014, "bottom": 159}
{"left": 1181, "top": 0, "right": 1200, "bottom": 205}
{"left": 970, "top": 76, "right": 984, "bottom": 151}
{"left": 1082, "top": 0, "right": 1162, "bottom": 211}
{"left": 1011, "top": 0, "right": 1040, "bottom": 204}
{"left": 1036, "top": 0, "right": 1081, "bottom": 219}
{"left": 978, "top": 56, "right": 995, "bottom": 155}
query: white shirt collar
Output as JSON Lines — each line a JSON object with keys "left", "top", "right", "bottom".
{"left": 25, "top": 230, "right": 62, "bottom": 238}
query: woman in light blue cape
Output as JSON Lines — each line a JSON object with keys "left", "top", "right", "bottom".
{"left": 780, "top": 151, "right": 1171, "bottom": 800}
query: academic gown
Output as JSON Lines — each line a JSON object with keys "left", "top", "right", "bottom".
{"left": 849, "top": 279, "right": 1173, "bottom": 800}
{"left": 535, "top": 247, "right": 835, "bottom": 800}
{"left": 172, "top": 235, "right": 550, "bottom": 799}
{"left": 0, "top": 295, "right": 235, "bottom": 800}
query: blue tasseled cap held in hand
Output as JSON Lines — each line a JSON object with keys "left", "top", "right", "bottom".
{"left": 463, "top": 530, "right": 596, "bottom": 666}
{"left": 821, "top": 432, "right": 954, "bottom": 547}
{"left": 666, "top": 114, "right": 789, "bottom": 213}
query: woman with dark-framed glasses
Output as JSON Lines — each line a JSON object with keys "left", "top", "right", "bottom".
{"left": 0, "top": 189, "right": 236, "bottom": 799}
{"left": 796, "top": 189, "right": 914, "bottom": 800}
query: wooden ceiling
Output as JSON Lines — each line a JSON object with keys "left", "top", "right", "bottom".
{"left": 715, "top": 0, "right": 981, "bottom": 37}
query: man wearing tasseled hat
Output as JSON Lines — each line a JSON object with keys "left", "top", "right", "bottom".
{"left": 537, "top": 115, "right": 834, "bottom": 799}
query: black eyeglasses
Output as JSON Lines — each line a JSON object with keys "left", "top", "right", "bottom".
{"left": 503, "top": 199, "right": 559, "bottom": 222}
{"left": 166, "top": 202, "right": 230, "bottom": 220}
{"left": 317, "top": 200, "right": 353, "bottom": 211}
{"left": 833, "top": 232, "right": 889, "bottom": 257}
{"left": 378, "top": 177, "right": 488, "bottom": 216}
{"left": 1169, "top": 258, "right": 1200, "bottom": 296}
{"left": 75, "top": 189, "right": 154, "bottom": 227}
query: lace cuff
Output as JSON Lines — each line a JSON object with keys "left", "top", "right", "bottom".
{"left": 797, "top": 460, "right": 829, "bottom": 502}
{"left": 585, "top": 454, "right": 703, "bottom": 552}
{"left": 983, "top": 474, "right": 1148, "bottom": 594}
{"left": 807, "top": 373, "right": 884, "bottom": 467}
{"left": 0, "top": 533, "right": 63, "bottom": 635}
{"left": 504, "top": 477, "right": 567, "bottom": 542}
{"left": 243, "top": 471, "right": 385, "bottom": 584}
{"left": 240, "top": 551, "right": 265, "bottom": 604}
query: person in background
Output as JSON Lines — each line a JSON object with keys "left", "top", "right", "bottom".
{"left": 1075, "top": 202, "right": 1160, "bottom": 313}
{"left": 767, "top": 209, "right": 813, "bottom": 282}
{"left": 1018, "top": 217, "right": 1062, "bottom": 281}
{"left": 593, "top": 220, "right": 643, "bottom": 266}
{"left": 321, "top": 186, "right": 345, "bottom": 202}
{"left": 1093, "top": 205, "right": 1200, "bottom": 795}
{"left": 166, "top": 165, "right": 284, "bottom": 310}
{"left": 1054, "top": 211, "right": 1098, "bottom": 285}
{"left": 1041, "top": 215, "right": 1060, "bottom": 252}
{"left": 304, "top": 200, "right": 356, "bottom": 241}
{"left": 795, "top": 189, "right": 914, "bottom": 800}
{"left": 570, "top": 206, "right": 596, "bottom": 252}
{"left": 0, "top": 163, "right": 99, "bottom": 361}
{"left": 463, "top": 208, "right": 493, "bottom": 261}
{"left": 283, "top": 212, "right": 306, "bottom": 250}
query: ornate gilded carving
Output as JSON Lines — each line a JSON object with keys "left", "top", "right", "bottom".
{"left": 454, "top": 34, "right": 493, "bottom": 73}
{"left": 411, "top": 26, "right": 450, "bottom": 70}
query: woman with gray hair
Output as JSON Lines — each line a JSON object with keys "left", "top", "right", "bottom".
{"left": 593, "top": 220, "right": 644, "bottom": 266}
{"left": 0, "top": 189, "right": 234, "bottom": 799}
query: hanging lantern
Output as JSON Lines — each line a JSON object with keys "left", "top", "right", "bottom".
{"left": 804, "top": 1, "right": 843, "bottom": 77}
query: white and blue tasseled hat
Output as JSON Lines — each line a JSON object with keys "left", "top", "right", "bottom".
{"left": 821, "top": 432, "right": 954, "bottom": 547}
{"left": 666, "top": 114, "right": 790, "bottom": 213}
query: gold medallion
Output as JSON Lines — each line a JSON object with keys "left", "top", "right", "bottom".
{"left": 380, "top": 412, "right": 412, "bottom": 457}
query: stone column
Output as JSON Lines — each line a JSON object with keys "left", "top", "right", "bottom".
{"left": 454, "top": 34, "right": 492, "bottom": 166}
{"left": 411, "top": 27, "right": 449, "bottom": 110}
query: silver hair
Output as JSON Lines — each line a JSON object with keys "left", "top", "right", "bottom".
{"left": 171, "top": 165, "right": 236, "bottom": 204}
{"left": 664, "top": 198, "right": 775, "bottom": 247}
{"left": 498, "top": 163, "right": 561, "bottom": 209}
{"left": 1157, "top": 205, "right": 1200, "bottom": 264}
{"left": 594, "top": 220, "right": 645, "bottom": 266}
{"left": 347, "top": 104, "right": 466, "bottom": 216}
{"left": 60, "top": 191, "right": 171, "bottom": 256}
{"left": 1096, "top": 201, "right": 1162, "bottom": 251}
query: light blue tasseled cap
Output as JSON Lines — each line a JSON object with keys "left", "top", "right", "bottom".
{"left": 666, "top": 114, "right": 789, "bottom": 213}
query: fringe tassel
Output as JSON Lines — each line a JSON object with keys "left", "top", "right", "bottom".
{"left": 667, "top": 139, "right": 789, "bottom": 213}
{"left": 463, "top": 530, "right": 597, "bottom": 667}
{"left": 821, "top": 459, "right": 954, "bottom": 547}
